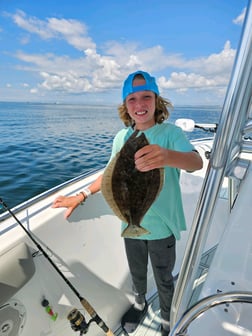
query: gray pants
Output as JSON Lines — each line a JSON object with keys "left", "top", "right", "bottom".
{"left": 124, "top": 235, "right": 176, "bottom": 322}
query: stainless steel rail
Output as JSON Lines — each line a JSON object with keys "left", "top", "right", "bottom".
{"left": 170, "top": 0, "right": 252, "bottom": 327}
{"left": 170, "top": 291, "right": 252, "bottom": 336}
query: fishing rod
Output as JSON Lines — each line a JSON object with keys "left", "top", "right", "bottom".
{"left": 175, "top": 118, "right": 218, "bottom": 134}
{"left": 194, "top": 123, "right": 218, "bottom": 133}
{"left": 0, "top": 198, "right": 114, "bottom": 336}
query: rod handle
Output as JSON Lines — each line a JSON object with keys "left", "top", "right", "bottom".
{"left": 80, "top": 298, "right": 114, "bottom": 336}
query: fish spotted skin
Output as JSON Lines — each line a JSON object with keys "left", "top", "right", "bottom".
{"left": 101, "top": 130, "right": 164, "bottom": 238}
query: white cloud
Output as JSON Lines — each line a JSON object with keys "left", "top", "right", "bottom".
{"left": 47, "top": 17, "right": 95, "bottom": 51}
{"left": 10, "top": 10, "right": 96, "bottom": 50}
{"left": 39, "top": 71, "right": 92, "bottom": 92}
{"left": 156, "top": 40, "right": 235, "bottom": 98}
{"left": 14, "top": 49, "right": 122, "bottom": 93}
{"left": 185, "top": 41, "right": 235, "bottom": 76}
{"left": 12, "top": 10, "right": 54, "bottom": 39}
{"left": 158, "top": 72, "right": 226, "bottom": 91}
{"left": 233, "top": 7, "right": 246, "bottom": 25}
{"left": 15, "top": 51, "right": 88, "bottom": 73}
{"left": 5, "top": 10, "right": 239, "bottom": 103}
{"left": 13, "top": 39, "right": 235, "bottom": 99}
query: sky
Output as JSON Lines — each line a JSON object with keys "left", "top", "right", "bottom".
{"left": 0, "top": 0, "right": 249, "bottom": 106}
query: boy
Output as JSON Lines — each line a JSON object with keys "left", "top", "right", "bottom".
{"left": 52, "top": 70, "right": 203, "bottom": 335}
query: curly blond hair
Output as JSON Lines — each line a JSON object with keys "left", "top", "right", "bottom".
{"left": 118, "top": 95, "right": 173, "bottom": 127}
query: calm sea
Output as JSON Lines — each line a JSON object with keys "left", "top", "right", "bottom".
{"left": 0, "top": 102, "right": 221, "bottom": 210}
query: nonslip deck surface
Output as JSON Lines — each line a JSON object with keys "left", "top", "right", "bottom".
{"left": 115, "top": 293, "right": 162, "bottom": 336}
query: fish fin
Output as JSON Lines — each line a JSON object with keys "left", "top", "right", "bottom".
{"left": 101, "top": 154, "right": 128, "bottom": 222}
{"left": 121, "top": 225, "right": 150, "bottom": 238}
{"left": 128, "top": 129, "right": 139, "bottom": 139}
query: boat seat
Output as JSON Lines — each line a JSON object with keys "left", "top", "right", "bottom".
{"left": 0, "top": 242, "right": 35, "bottom": 306}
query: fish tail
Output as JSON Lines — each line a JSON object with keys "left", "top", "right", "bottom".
{"left": 121, "top": 225, "right": 150, "bottom": 238}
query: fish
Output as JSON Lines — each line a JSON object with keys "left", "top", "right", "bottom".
{"left": 101, "top": 130, "right": 164, "bottom": 238}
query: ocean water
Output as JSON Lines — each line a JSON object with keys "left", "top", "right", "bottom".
{"left": 0, "top": 102, "right": 221, "bottom": 210}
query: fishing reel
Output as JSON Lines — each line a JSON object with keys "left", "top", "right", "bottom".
{"left": 67, "top": 308, "right": 95, "bottom": 335}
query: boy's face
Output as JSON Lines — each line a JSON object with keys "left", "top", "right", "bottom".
{"left": 125, "top": 78, "right": 156, "bottom": 130}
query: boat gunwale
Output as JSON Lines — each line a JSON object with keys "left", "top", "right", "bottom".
{"left": 0, "top": 138, "right": 212, "bottom": 222}
{"left": 0, "top": 168, "right": 104, "bottom": 222}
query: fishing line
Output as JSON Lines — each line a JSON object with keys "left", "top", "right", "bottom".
{"left": 0, "top": 198, "right": 114, "bottom": 336}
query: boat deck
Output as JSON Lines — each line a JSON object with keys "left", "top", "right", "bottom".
{"left": 115, "top": 293, "right": 162, "bottom": 336}
{"left": 114, "top": 245, "right": 217, "bottom": 336}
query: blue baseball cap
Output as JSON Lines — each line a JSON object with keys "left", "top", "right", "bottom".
{"left": 122, "top": 70, "right": 159, "bottom": 101}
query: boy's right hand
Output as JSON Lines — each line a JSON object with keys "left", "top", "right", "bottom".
{"left": 51, "top": 195, "right": 82, "bottom": 219}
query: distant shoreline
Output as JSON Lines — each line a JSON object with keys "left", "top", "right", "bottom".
{"left": 0, "top": 101, "right": 222, "bottom": 109}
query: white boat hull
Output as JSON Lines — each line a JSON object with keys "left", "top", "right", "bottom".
{"left": 0, "top": 140, "right": 211, "bottom": 336}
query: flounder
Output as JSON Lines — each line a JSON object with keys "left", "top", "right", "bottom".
{"left": 101, "top": 130, "right": 164, "bottom": 238}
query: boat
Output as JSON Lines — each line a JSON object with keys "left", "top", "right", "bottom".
{"left": 1, "top": 1, "right": 252, "bottom": 335}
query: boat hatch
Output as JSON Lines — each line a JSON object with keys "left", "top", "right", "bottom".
{"left": 0, "top": 243, "right": 35, "bottom": 306}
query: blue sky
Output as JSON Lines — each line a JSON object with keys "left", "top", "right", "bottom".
{"left": 0, "top": 0, "right": 248, "bottom": 105}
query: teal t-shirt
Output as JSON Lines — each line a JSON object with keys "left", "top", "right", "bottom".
{"left": 109, "top": 122, "right": 195, "bottom": 240}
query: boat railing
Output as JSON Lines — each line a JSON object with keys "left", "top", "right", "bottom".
{"left": 170, "top": 0, "right": 252, "bottom": 327}
{"left": 170, "top": 291, "right": 252, "bottom": 336}
{"left": 0, "top": 168, "right": 104, "bottom": 222}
